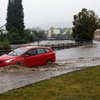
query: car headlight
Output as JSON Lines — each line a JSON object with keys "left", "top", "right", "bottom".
{"left": 5, "top": 58, "right": 15, "bottom": 63}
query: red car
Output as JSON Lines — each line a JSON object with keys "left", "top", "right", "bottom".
{"left": 0, "top": 46, "right": 56, "bottom": 67}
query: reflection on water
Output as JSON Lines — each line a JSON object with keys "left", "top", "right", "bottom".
{"left": 56, "top": 41, "right": 100, "bottom": 60}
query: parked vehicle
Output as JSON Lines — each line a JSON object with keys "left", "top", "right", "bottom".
{"left": 0, "top": 46, "right": 56, "bottom": 67}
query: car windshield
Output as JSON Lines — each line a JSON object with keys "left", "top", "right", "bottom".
{"left": 8, "top": 48, "right": 28, "bottom": 56}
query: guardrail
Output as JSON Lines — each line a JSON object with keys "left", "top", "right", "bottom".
{"left": 36, "top": 43, "right": 82, "bottom": 50}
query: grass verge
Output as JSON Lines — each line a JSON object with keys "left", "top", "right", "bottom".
{"left": 0, "top": 66, "right": 100, "bottom": 100}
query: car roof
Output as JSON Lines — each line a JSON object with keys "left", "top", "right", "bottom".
{"left": 20, "top": 46, "right": 51, "bottom": 50}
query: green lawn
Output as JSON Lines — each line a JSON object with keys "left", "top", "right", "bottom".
{"left": 0, "top": 66, "right": 100, "bottom": 100}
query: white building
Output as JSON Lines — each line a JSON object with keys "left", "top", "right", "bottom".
{"left": 94, "top": 29, "right": 100, "bottom": 41}
{"left": 48, "top": 27, "right": 60, "bottom": 37}
{"left": 53, "top": 29, "right": 60, "bottom": 35}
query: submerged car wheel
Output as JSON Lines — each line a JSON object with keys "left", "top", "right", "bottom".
{"left": 15, "top": 62, "right": 23, "bottom": 66}
{"left": 47, "top": 59, "right": 53, "bottom": 65}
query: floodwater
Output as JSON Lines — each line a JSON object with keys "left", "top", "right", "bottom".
{"left": 0, "top": 41, "right": 100, "bottom": 94}
{"left": 27, "top": 40, "right": 75, "bottom": 45}
{"left": 11, "top": 40, "right": 75, "bottom": 49}
{"left": 56, "top": 41, "right": 100, "bottom": 61}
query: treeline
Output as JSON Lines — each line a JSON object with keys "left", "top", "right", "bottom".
{"left": 0, "top": 27, "right": 47, "bottom": 44}
{"left": 0, "top": 0, "right": 47, "bottom": 49}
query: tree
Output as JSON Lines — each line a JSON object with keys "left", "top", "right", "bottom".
{"left": 6, "top": 0, "right": 25, "bottom": 37}
{"left": 7, "top": 27, "right": 25, "bottom": 44}
{"left": 97, "top": 18, "right": 100, "bottom": 29}
{"left": 24, "top": 29, "right": 37, "bottom": 42}
{"left": 21, "top": 29, "right": 47, "bottom": 43}
{"left": 6, "top": 0, "right": 14, "bottom": 31}
{"left": 65, "top": 28, "right": 73, "bottom": 39}
{"left": 13, "top": 0, "right": 25, "bottom": 37}
{"left": 34, "top": 30, "right": 47, "bottom": 39}
{"left": 72, "top": 8, "right": 99, "bottom": 43}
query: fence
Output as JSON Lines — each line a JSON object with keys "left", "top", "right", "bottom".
{"left": 36, "top": 43, "right": 83, "bottom": 50}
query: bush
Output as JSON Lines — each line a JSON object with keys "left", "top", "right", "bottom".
{"left": 11, "top": 39, "right": 26, "bottom": 44}
{"left": 0, "top": 40, "right": 10, "bottom": 50}
{"left": 7, "top": 27, "right": 26, "bottom": 44}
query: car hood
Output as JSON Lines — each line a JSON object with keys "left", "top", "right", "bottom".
{"left": 0, "top": 54, "right": 16, "bottom": 61}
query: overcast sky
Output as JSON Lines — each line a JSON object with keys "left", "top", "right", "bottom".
{"left": 0, "top": 0, "right": 100, "bottom": 29}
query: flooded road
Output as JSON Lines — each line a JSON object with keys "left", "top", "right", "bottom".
{"left": 56, "top": 41, "right": 100, "bottom": 61}
{"left": 0, "top": 41, "right": 100, "bottom": 94}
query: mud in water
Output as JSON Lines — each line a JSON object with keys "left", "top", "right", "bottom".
{"left": 0, "top": 57, "right": 100, "bottom": 72}
{"left": 0, "top": 65, "right": 31, "bottom": 72}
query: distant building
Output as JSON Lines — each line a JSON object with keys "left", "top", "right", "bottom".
{"left": 48, "top": 30, "right": 52, "bottom": 37}
{"left": 60, "top": 28, "right": 67, "bottom": 35}
{"left": 47, "top": 27, "right": 60, "bottom": 37}
{"left": 94, "top": 29, "right": 100, "bottom": 41}
{"left": 47, "top": 27, "right": 73, "bottom": 40}
{"left": 53, "top": 28, "right": 60, "bottom": 35}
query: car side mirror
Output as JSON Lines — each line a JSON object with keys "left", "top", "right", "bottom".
{"left": 23, "top": 54, "right": 30, "bottom": 57}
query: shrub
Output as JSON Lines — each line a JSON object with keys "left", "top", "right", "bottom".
{"left": 0, "top": 40, "right": 10, "bottom": 50}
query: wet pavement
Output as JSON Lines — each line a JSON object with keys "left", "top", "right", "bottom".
{"left": 0, "top": 41, "right": 100, "bottom": 94}
{"left": 56, "top": 41, "right": 100, "bottom": 61}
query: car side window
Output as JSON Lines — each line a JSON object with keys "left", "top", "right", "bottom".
{"left": 45, "top": 48, "right": 51, "bottom": 53}
{"left": 37, "top": 49, "right": 45, "bottom": 55}
{"left": 26, "top": 49, "right": 37, "bottom": 56}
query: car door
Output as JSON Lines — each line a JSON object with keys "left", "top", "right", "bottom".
{"left": 23, "top": 49, "right": 38, "bottom": 67}
{"left": 36, "top": 48, "right": 48, "bottom": 65}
